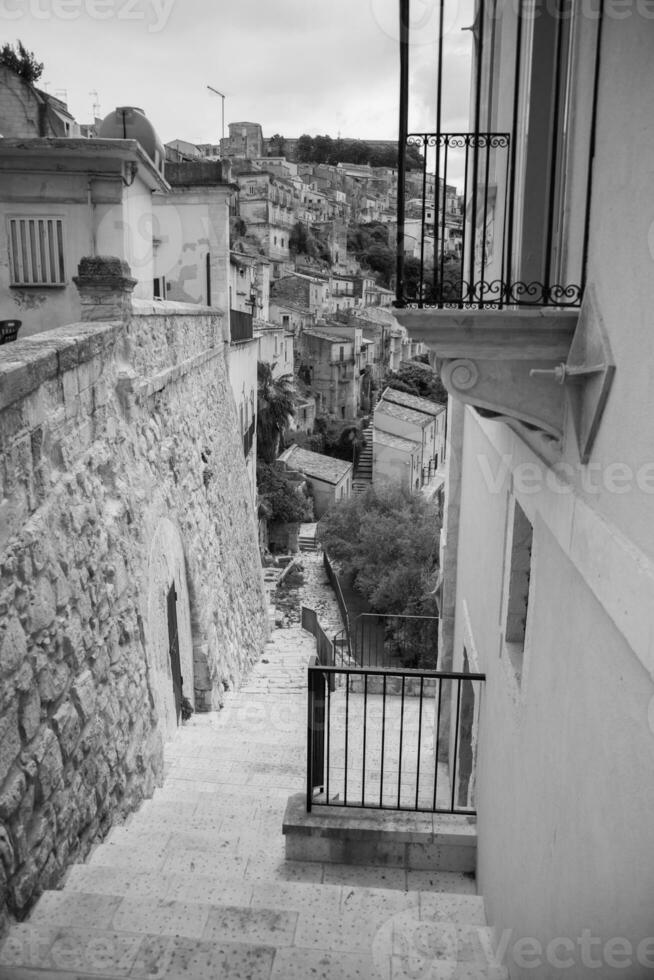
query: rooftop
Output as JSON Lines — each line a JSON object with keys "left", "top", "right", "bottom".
{"left": 279, "top": 446, "right": 352, "bottom": 485}
{"left": 375, "top": 399, "right": 431, "bottom": 427}
{"left": 374, "top": 429, "right": 421, "bottom": 452}
{"left": 381, "top": 386, "right": 446, "bottom": 417}
{"left": 0, "top": 137, "right": 169, "bottom": 192}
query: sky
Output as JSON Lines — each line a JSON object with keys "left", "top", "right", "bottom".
{"left": 2, "top": 0, "right": 475, "bottom": 146}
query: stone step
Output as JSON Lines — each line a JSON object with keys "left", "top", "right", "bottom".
{"left": 0, "top": 901, "right": 508, "bottom": 979}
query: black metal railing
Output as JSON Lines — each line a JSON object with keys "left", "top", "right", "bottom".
{"left": 322, "top": 552, "right": 350, "bottom": 641}
{"left": 306, "top": 663, "right": 485, "bottom": 815}
{"left": 230, "top": 308, "right": 254, "bottom": 342}
{"left": 302, "top": 606, "right": 335, "bottom": 671}
{"left": 334, "top": 613, "right": 439, "bottom": 670}
{"left": 421, "top": 457, "right": 439, "bottom": 485}
{"left": 397, "top": 131, "right": 582, "bottom": 310}
{"left": 395, "top": 0, "right": 589, "bottom": 312}
{"left": 0, "top": 319, "right": 21, "bottom": 345}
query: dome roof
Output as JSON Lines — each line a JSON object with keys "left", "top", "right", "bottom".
{"left": 98, "top": 106, "right": 165, "bottom": 174}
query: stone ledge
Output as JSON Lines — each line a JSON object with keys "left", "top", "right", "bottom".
{"left": 134, "top": 346, "right": 225, "bottom": 401}
{"left": 130, "top": 299, "right": 225, "bottom": 317}
{"left": 0, "top": 322, "right": 119, "bottom": 412}
{"left": 282, "top": 792, "right": 476, "bottom": 872}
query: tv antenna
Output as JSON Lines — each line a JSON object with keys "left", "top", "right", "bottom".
{"left": 89, "top": 90, "right": 101, "bottom": 119}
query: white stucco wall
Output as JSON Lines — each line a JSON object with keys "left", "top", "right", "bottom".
{"left": 146, "top": 519, "right": 194, "bottom": 743}
{"left": 226, "top": 339, "right": 258, "bottom": 495}
{"left": 453, "top": 409, "right": 654, "bottom": 978}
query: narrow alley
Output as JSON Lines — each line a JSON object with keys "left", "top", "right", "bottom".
{"left": 0, "top": 552, "right": 504, "bottom": 980}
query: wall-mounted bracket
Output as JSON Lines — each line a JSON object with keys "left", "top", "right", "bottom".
{"left": 394, "top": 298, "right": 614, "bottom": 462}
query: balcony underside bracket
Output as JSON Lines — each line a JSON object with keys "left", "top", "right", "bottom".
{"left": 395, "top": 303, "right": 614, "bottom": 461}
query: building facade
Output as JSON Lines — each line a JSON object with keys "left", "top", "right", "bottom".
{"left": 395, "top": 4, "right": 654, "bottom": 975}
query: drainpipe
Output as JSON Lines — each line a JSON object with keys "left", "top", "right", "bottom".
{"left": 87, "top": 179, "right": 97, "bottom": 256}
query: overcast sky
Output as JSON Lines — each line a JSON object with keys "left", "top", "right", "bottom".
{"left": 3, "top": 0, "right": 474, "bottom": 145}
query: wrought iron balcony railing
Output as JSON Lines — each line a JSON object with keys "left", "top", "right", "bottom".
{"left": 396, "top": 131, "right": 582, "bottom": 310}
{"left": 395, "top": 0, "right": 592, "bottom": 313}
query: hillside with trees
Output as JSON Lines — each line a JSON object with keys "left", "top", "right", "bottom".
{"left": 294, "top": 135, "right": 424, "bottom": 170}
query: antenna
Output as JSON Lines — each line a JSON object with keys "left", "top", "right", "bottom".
{"left": 207, "top": 85, "right": 227, "bottom": 144}
{"left": 89, "top": 90, "right": 101, "bottom": 118}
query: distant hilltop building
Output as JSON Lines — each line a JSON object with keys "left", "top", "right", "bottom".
{"left": 220, "top": 121, "right": 264, "bottom": 159}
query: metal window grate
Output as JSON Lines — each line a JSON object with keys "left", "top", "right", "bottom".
{"left": 8, "top": 217, "right": 66, "bottom": 287}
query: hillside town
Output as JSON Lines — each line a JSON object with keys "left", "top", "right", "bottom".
{"left": 1, "top": 5, "right": 654, "bottom": 980}
{"left": 0, "top": 59, "right": 456, "bottom": 548}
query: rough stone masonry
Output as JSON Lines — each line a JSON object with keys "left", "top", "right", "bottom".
{"left": 0, "top": 257, "right": 269, "bottom": 928}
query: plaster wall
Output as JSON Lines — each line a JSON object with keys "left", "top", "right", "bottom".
{"left": 373, "top": 441, "right": 418, "bottom": 493}
{"left": 453, "top": 409, "right": 654, "bottom": 978}
{"left": 0, "top": 171, "right": 157, "bottom": 337}
{"left": 0, "top": 301, "right": 268, "bottom": 926}
{"left": 226, "top": 338, "right": 257, "bottom": 495}
{"left": 305, "top": 473, "right": 349, "bottom": 519}
{"left": 554, "top": 17, "right": 654, "bottom": 558}
{"left": 153, "top": 189, "right": 230, "bottom": 319}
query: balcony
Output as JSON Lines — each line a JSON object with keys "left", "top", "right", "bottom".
{"left": 230, "top": 308, "right": 253, "bottom": 343}
{"left": 392, "top": 1, "right": 613, "bottom": 462}
{"left": 396, "top": 132, "right": 582, "bottom": 311}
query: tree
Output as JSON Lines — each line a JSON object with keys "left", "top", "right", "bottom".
{"left": 257, "top": 462, "right": 313, "bottom": 524}
{"left": 269, "top": 133, "right": 286, "bottom": 156}
{"left": 384, "top": 361, "right": 448, "bottom": 405}
{"left": 256, "top": 362, "right": 296, "bottom": 463}
{"left": 289, "top": 221, "right": 332, "bottom": 266}
{"left": 362, "top": 242, "right": 395, "bottom": 286}
{"left": 0, "top": 40, "right": 43, "bottom": 83}
{"left": 296, "top": 134, "right": 315, "bottom": 163}
{"left": 317, "top": 485, "right": 440, "bottom": 621}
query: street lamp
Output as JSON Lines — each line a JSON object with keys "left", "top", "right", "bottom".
{"left": 207, "top": 85, "right": 226, "bottom": 148}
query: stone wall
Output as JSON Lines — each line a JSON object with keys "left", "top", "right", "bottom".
{"left": 0, "top": 259, "right": 268, "bottom": 927}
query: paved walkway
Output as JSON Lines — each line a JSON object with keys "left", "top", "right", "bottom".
{"left": 0, "top": 555, "right": 506, "bottom": 980}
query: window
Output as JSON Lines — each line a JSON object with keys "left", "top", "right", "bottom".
{"left": 502, "top": 499, "right": 534, "bottom": 682}
{"left": 8, "top": 217, "right": 66, "bottom": 286}
{"left": 339, "top": 346, "right": 344, "bottom": 362}
{"left": 282, "top": 314, "right": 290, "bottom": 327}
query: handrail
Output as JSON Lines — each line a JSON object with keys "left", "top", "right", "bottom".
{"left": 307, "top": 663, "right": 485, "bottom": 815}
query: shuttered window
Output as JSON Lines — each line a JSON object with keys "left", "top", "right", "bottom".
{"left": 8, "top": 217, "right": 66, "bottom": 286}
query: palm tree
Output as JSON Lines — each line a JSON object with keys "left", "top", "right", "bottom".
{"left": 256, "top": 362, "right": 296, "bottom": 463}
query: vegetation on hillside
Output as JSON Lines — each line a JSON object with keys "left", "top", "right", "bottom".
{"left": 384, "top": 360, "right": 448, "bottom": 405}
{"left": 347, "top": 223, "right": 395, "bottom": 286}
{"left": 257, "top": 462, "right": 313, "bottom": 524}
{"left": 317, "top": 485, "right": 440, "bottom": 618}
{"left": 295, "top": 134, "right": 424, "bottom": 171}
{"left": 288, "top": 221, "right": 332, "bottom": 265}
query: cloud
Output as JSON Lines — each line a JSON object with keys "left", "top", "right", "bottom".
{"left": 3, "top": 0, "right": 472, "bottom": 145}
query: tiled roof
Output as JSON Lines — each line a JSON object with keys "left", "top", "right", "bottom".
{"left": 374, "top": 430, "right": 420, "bottom": 452}
{"left": 279, "top": 446, "right": 352, "bottom": 485}
{"left": 375, "top": 399, "right": 429, "bottom": 427}
{"left": 382, "top": 387, "right": 446, "bottom": 417}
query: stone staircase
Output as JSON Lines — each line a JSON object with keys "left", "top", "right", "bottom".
{"left": 0, "top": 626, "right": 507, "bottom": 980}
{"left": 353, "top": 426, "right": 373, "bottom": 494}
{"left": 298, "top": 522, "right": 318, "bottom": 552}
